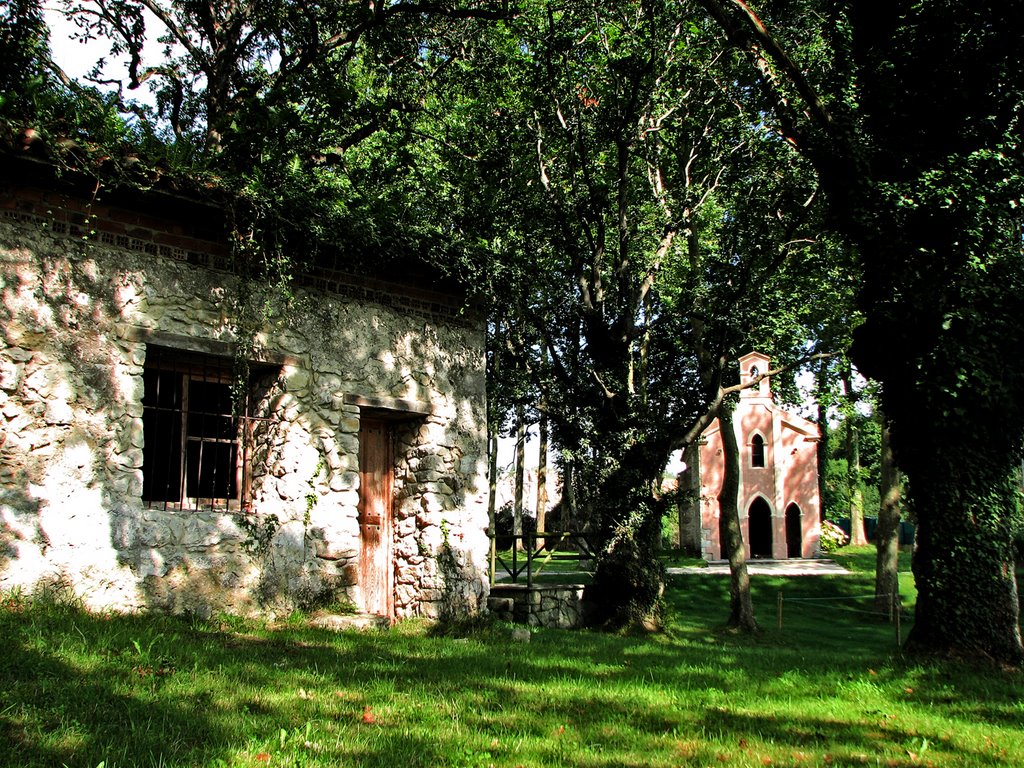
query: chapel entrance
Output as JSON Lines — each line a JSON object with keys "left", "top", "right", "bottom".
{"left": 785, "top": 503, "right": 803, "bottom": 558}
{"left": 748, "top": 497, "right": 773, "bottom": 558}
{"left": 358, "top": 419, "right": 394, "bottom": 617}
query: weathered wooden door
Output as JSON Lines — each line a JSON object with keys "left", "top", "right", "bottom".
{"left": 358, "top": 419, "right": 394, "bottom": 617}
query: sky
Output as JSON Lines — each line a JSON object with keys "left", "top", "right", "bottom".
{"left": 46, "top": 5, "right": 114, "bottom": 80}
{"left": 45, "top": 2, "right": 165, "bottom": 106}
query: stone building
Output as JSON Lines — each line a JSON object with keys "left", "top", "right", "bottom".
{"left": 680, "top": 352, "right": 822, "bottom": 560}
{"left": 0, "top": 153, "right": 490, "bottom": 620}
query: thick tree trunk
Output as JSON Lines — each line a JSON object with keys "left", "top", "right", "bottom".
{"left": 874, "top": 415, "right": 901, "bottom": 614}
{"left": 583, "top": 438, "right": 668, "bottom": 630}
{"left": 906, "top": 471, "right": 1023, "bottom": 662}
{"left": 853, "top": 273, "right": 1024, "bottom": 664}
{"left": 719, "top": 402, "right": 758, "bottom": 631}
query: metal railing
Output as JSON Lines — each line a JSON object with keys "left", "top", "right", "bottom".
{"left": 488, "top": 531, "right": 597, "bottom": 588}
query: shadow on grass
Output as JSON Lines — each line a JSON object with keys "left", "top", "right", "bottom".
{"left": 1, "top": 571, "right": 1021, "bottom": 768}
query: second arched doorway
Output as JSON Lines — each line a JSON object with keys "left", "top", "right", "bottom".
{"left": 748, "top": 497, "right": 773, "bottom": 558}
{"left": 785, "top": 503, "right": 803, "bottom": 558}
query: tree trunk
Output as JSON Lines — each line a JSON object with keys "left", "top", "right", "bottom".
{"left": 874, "top": 414, "right": 901, "bottom": 614}
{"left": 815, "top": 358, "right": 830, "bottom": 522}
{"left": 562, "top": 456, "right": 577, "bottom": 532}
{"left": 583, "top": 436, "right": 668, "bottom": 630}
{"left": 678, "top": 443, "right": 702, "bottom": 556}
{"left": 487, "top": 336, "right": 501, "bottom": 574}
{"left": 841, "top": 367, "right": 868, "bottom": 546}
{"left": 487, "top": 422, "right": 499, "bottom": 576}
{"left": 719, "top": 402, "right": 758, "bottom": 631}
{"left": 847, "top": 421, "right": 866, "bottom": 545}
{"left": 905, "top": 467, "right": 1023, "bottom": 662}
{"left": 536, "top": 410, "right": 549, "bottom": 535}
{"left": 513, "top": 405, "right": 526, "bottom": 551}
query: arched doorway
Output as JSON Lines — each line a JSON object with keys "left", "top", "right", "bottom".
{"left": 785, "top": 503, "right": 803, "bottom": 558}
{"left": 748, "top": 497, "right": 773, "bottom": 558}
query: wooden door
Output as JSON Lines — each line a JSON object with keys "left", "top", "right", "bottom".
{"left": 358, "top": 419, "right": 394, "bottom": 617}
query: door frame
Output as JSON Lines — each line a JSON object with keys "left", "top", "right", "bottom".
{"left": 358, "top": 418, "right": 395, "bottom": 617}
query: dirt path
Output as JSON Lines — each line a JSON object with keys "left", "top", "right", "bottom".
{"left": 668, "top": 559, "right": 851, "bottom": 576}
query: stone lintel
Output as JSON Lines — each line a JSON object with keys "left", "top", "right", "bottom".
{"left": 344, "top": 393, "right": 433, "bottom": 419}
{"left": 129, "top": 330, "right": 297, "bottom": 367}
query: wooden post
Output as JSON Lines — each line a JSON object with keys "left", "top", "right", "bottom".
{"left": 895, "top": 597, "right": 902, "bottom": 650}
{"left": 527, "top": 534, "right": 533, "bottom": 588}
{"left": 777, "top": 591, "right": 783, "bottom": 630}
{"left": 894, "top": 572, "right": 902, "bottom": 650}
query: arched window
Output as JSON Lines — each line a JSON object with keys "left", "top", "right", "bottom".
{"left": 750, "top": 434, "right": 766, "bottom": 467}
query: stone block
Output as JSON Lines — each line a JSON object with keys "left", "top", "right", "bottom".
{"left": 0, "top": 360, "right": 22, "bottom": 391}
{"left": 4, "top": 347, "right": 33, "bottom": 364}
{"left": 329, "top": 471, "right": 358, "bottom": 492}
{"left": 487, "top": 596, "right": 514, "bottom": 614}
{"left": 314, "top": 540, "right": 357, "bottom": 562}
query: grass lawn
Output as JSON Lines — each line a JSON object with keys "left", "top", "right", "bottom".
{"left": 2, "top": 557, "right": 1022, "bottom": 768}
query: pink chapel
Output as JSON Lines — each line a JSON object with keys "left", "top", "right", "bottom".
{"left": 680, "top": 352, "right": 822, "bottom": 560}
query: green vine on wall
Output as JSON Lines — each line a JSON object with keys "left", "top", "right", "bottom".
{"left": 304, "top": 455, "right": 326, "bottom": 526}
{"left": 436, "top": 518, "right": 465, "bottom": 623}
{"left": 237, "top": 513, "right": 280, "bottom": 559}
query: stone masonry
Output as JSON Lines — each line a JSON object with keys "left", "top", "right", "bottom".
{"left": 0, "top": 173, "right": 490, "bottom": 620}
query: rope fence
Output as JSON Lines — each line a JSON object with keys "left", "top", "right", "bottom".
{"left": 776, "top": 575, "right": 905, "bottom": 650}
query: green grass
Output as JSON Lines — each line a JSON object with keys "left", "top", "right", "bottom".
{"left": 829, "top": 544, "right": 915, "bottom": 576}
{"left": 2, "top": 568, "right": 1022, "bottom": 768}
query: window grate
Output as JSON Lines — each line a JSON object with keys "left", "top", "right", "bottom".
{"left": 141, "top": 347, "right": 276, "bottom": 511}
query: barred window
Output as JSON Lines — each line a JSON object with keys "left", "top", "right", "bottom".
{"left": 142, "top": 347, "right": 276, "bottom": 510}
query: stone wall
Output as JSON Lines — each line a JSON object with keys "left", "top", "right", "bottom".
{"left": 0, "top": 185, "right": 489, "bottom": 620}
{"left": 487, "top": 583, "right": 589, "bottom": 629}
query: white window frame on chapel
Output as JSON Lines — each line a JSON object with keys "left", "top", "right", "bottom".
{"left": 750, "top": 433, "right": 766, "bottom": 468}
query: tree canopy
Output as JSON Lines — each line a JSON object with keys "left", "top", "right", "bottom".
{"left": 5, "top": 0, "right": 1021, "bottom": 659}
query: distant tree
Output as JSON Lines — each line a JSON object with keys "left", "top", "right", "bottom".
{"left": 0, "top": 0, "right": 50, "bottom": 120}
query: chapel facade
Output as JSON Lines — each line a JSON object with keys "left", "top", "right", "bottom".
{"left": 680, "top": 352, "right": 822, "bottom": 560}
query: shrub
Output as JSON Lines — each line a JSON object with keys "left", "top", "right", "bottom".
{"left": 820, "top": 520, "right": 850, "bottom": 553}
